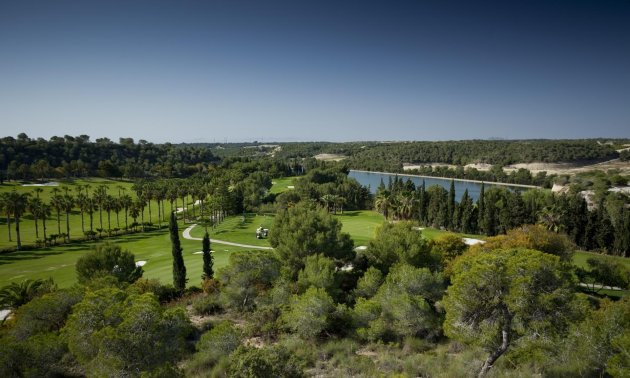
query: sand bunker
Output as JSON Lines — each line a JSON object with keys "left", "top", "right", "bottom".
{"left": 462, "top": 238, "right": 485, "bottom": 246}
{"left": 22, "top": 182, "right": 59, "bottom": 187}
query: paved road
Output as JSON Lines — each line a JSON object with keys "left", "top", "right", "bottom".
{"left": 182, "top": 224, "right": 273, "bottom": 250}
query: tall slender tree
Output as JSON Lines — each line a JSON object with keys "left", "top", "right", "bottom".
{"left": 169, "top": 212, "right": 187, "bottom": 292}
{"left": 50, "top": 188, "right": 64, "bottom": 235}
{"left": 447, "top": 180, "right": 456, "bottom": 230}
{"left": 0, "top": 192, "right": 12, "bottom": 242}
{"left": 93, "top": 185, "right": 108, "bottom": 235}
{"left": 38, "top": 202, "right": 51, "bottom": 245}
{"left": 120, "top": 193, "right": 133, "bottom": 231}
{"left": 202, "top": 231, "right": 213, "bottom": 280}
{"left": 27, "top": 197, "right": 43, "bottom": 239}
{"left": 5, "top": 190, "right": 30, "bottom": 249}
{"left": 61, "top": 192, "right": 74, "bottom": 241}
{"left": 477, "top": 183, "right": 485, "bottom": 233}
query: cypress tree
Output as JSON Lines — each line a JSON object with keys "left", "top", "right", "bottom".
{"left": 202, "top": 231, "right": 214, "bottom": 279}
{"left": 459, "top": 189, "right": 472, "bottom": 233}
{"left": 613, "top": 208, "right": 630, "bottom": 257}
{"left": 169, "top": 212, "right": 187, "bottom": 292}
{"left": 418, "top": 180, "right": 427, "bottom": 224}
{"left": 447, "top": 180, "right": 456, "bottom": 230}
{"left": 477, "top": 183, "right": 485, "bottom": 233}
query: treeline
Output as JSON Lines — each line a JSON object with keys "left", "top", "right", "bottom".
{"left": 376, "top": 176, "right": 630, "bottom": 256}
{"left": 348, "top": 139, "right": 620, "bottom": 170}
{"left": 273, "top": 165, "right": 371, "bottom": 213}
{"left": 0, "top": 133, "right": 218, "bottom": 180}
{"left": 0, "top": 158, "right": 296, "bottom": 251}
{"left": 405, "top": 164, "right": 556, "bottom": 187}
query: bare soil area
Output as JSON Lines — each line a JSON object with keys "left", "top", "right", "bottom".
{"left": 403, "top": 160, "right": 630, "bottom": 175}
{"left": 314, "top": 153, "right": 347, "bottom": 161}
{"left": 504, "top": 160, "right": 630, "bottom": 175}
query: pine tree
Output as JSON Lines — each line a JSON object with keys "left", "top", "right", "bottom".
{"left": 202, "top": 231, "right": 214, "bottom": 279}
{"left": 169, "top": 212, "right": 187, "bottom": 292}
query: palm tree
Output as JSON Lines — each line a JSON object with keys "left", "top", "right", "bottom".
{"left": 135, "top": 196, "right": 147, "bottom": 232}
{"left": 167, "top": 181, "right": 178, "bottom": 215}
{"left": 120, "top": 194, "right": 133, "bottom": 231}
{"left": 61, "top": 193, "right": 75, "bottom": 241}
{"left": 145, "top": 184, "right": 153, "bottom": 226}
{"left": 178, "top": 184, "right": 188, "bottom": 224}
{"left": 538, "top": 206, "right": 563, "bottom": 233}
{"left": 0, "top": 193, "right": 12, "bottom": 242}
{"left": 50, "top": 188, "right": 64, "bottom": 235}
{"left": 397, "top": 193, "right": 416, "bottom": 220}
{"left": 93, "top": 185, "right": 108, "bottom": 234}
{"left": 0, "top": 278, "right": 55, "bottom": 311}
{"left": 155, "top": 184, "right": 167, "bottom": 228}
{"left": 129, "top": 202, "right": 140, "bottom": 231}
{"left": 320, "top": 194, "right": 333, "bottom": 213}
{"left": 74, "top": 186, "right": 86, "bottom": 233}
{"left": 4, "top": 190, "right": 31, "bottom": 249}
{"left": 334, "top": 195, "right": 346, "bottom": 214}
{"left": 374, "top": 190, "right": 391, "bottom": 220}
{"left": 38, "top": 202, "right": 51, "bottom": 245}
{"left": 103, "top": 194, "right": 116, "bottom": 236}
{"left": 27, "top": 197, "right": 44, "bottom": 239}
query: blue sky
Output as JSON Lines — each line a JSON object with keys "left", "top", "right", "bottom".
{"left": 1, "top": 0, "right": 629, "bottom": 143}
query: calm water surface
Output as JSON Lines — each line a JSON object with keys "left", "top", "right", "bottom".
{"left": 349, "top": 170, "right": 532, "bottom": 202}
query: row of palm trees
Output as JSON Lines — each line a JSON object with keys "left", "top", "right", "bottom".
{"left": 0, "top": 178, "right": 234, "bottom": 250}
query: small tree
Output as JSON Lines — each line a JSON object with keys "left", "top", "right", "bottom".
{"left": 75, "top": 242, "right": 143, "bottom": 284}
{"left": 170, "top": 212, "right": 187, "bottom": 292}
{"left": 202, "top": 231, "right": 213, "bottom": 280}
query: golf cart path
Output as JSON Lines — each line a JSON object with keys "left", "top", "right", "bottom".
{"left": 182, "top": 224, "right": 273, "bottom": 250}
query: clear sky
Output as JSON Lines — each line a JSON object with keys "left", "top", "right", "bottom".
{"left": 1, "top": 0, "right": 629, "bottom": 143}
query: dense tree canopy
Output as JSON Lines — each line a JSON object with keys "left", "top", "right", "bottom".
{"left": 75, "top": 242, "right": 143, "bottom": 284}
{"left": 269, "top": 202, "right": 354, "bottom": 277}
{"left": 444, "top": 248, "right": 582, "bottom": 377}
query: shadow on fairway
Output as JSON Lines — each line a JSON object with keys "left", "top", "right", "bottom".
{"left": 0, "top": 229, "right": 168, "bottom": 266}
{"left": 335, "top": 211, "right": 361, "bottom": 217}
{"left": 0, "top": 249, "right": 66, "bottom": 265}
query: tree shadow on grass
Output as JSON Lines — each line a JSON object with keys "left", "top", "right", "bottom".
{"left": 334, "top": 211, "right": 362, "bottom": 217}
{"left": 0, "top": 249, "right": 66, "bottom": 265}
{"left": 0, "top": 230, "right": 168, "bottom": 266}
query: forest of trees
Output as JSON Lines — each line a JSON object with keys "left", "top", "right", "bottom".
{"left": 0, "top": 133, "right": 218, "bottom": 180}
{"left": 1, "top": 135, "right": 629, "bottom": 376}
{"left": 374, "top": 175, "right": 630, "bottom": 257}
{"left": 1, "top": 200, "right": 629, "bottom": 376}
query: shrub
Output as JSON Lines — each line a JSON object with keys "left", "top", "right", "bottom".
{"left": 192, "top": 294, "right": 223, "bottom": 316}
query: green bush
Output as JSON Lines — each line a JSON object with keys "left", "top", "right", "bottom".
{"left": 192, "top": 294, "right": 223, "bottom": 316}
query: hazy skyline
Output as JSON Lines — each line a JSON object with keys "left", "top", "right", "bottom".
{"left": 1, "top": 0, "right": 629, "bottom": 143}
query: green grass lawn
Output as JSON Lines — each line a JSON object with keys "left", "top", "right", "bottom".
{"left": 334, "top": 210, "right": 384, "bottom": 246}
{"left": 0, "top": 220, "right": 250, "bottom": 288}
{"left": 270, "top": 177, "right": 297, "bottom": 194}
{"left": 573, "top": 250, "right": 630, "bottom": 298}
{"left": 189, "top": 213, "right": 275, "bottom": 247}
{"left": 1, "top": 200, "right": 628, "bottom": 298}
{"left": 418, "top": 227, "right": 486, "bottom": 242}
{"left": 573, "top": 250, "right": 630, "bottom": 270}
